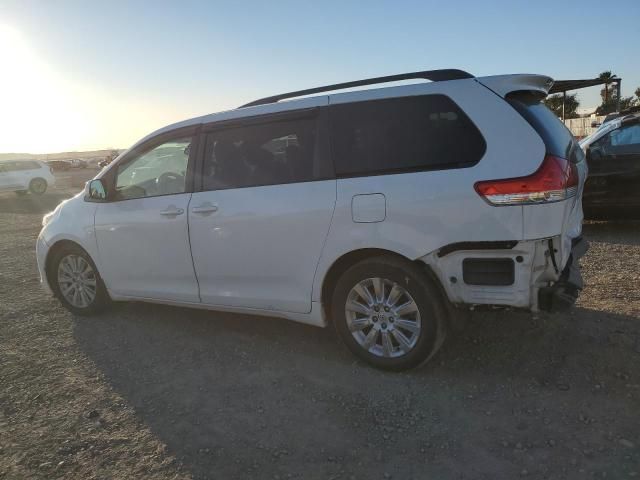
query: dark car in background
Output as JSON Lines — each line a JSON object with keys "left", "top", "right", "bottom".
{"left": 581, "top": 113, "right": 640, "bottom": 217}
{"left": 46, "top": 160, "right": 72, "bottom": 171}
{"left": 68, "top": 158, "right": 88, "bottom": 168}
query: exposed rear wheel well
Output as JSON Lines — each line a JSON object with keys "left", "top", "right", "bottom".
{"left": 321, "top": 249, "right": 445, "bottom": 317}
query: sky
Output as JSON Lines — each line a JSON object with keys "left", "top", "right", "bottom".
{"left": 1, "top": 0, "right": 639, "bottom": 154}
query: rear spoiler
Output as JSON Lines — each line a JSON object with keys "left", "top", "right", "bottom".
{"left": 476, "top": 74, "right": 554, "bottom": 98}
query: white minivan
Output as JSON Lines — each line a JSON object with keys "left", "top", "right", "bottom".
{"left": 0, "top": 160, "right": 55, "bottom": 195}
{"left": 37, "top": 70, "right": 587, "bottom": 370}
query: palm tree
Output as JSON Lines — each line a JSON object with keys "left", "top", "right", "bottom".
{"left": 598, "top": 71, "right": 617, "bottom": 103}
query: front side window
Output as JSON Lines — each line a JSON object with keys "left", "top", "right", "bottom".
{"left": 609, "top": 123, "right": 640, "bottom": 147}
{"left": 115, "top": 137, "right": 191, "bottom": 200}
{"left": 330, "top": 94, "right": 486, "bottom": 177}
{"left": 591, "top": 124, "right": 640, "bottom": 153}
{"left": 23, "top": 161, "right": 41, "bottom": 170}
{"left": 202, "top": 117, "right": 319, "bottom": 191}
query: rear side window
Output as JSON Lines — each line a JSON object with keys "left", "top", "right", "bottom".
{"left": 507, "top": 92, "right": 577, "bottom": 161}
{"left": 0, "top": 161, "right": 40, "bottom": 171}
{"left": 202, "top": 116, "right": 323, "bottom": 191}
{"left": 329, "top": 94, "right": 486, "bottom": 177}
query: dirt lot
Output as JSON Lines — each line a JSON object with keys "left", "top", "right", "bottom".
{"left": 1, "top": 175, "right": 639, "bottom": 480}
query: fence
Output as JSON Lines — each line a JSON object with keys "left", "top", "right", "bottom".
{"left": 564, "top": 116, "right": 605, "bottom": 139}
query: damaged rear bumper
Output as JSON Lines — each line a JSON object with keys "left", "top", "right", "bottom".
{"left": 419, "top": 235, "right": 588, "bottom": 312}
{"left": 538, "top": 236, "right": 588, "bottom": 312}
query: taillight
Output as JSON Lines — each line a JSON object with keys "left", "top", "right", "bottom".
{"left": 474, "top": 155, "right": 578, "bottom": 206}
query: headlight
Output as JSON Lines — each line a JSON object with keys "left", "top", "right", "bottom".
{"left": 42, "top": 211, "right": 56, "bottom": 226}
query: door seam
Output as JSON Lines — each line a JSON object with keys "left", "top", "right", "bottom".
{"left": 185, "top": 193, "right": 202, "bottom": 302}
{"left": 309, "top": 179, "right": 338, "bottom": 310}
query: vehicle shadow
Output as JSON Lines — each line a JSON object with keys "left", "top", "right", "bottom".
{"left": 0, "top": 192, "right": 72, "bottom": 214}
{"left": 73, "top": 302, "right": 640, "bottom": 479}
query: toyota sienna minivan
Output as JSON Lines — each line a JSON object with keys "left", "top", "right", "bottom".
{"left": 37, "top": 69, "right": 588, "bottom": 370}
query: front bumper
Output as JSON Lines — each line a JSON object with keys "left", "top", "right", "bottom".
{"left": 538, "top": 236, "right": 588, "bottom": 312}
{"left": 36, "top": 234, "right": 53, "bottom": 295}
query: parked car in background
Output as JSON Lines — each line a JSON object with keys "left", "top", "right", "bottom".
{"left": 68, "top": 158, "right": 88, "bottom": 168}
{"left": 590, "top": 105, "right": 640, "bottom": 129}
{"left": 0, "top": 160, "right": 55, "bottom": 195}
{"left": 47, "top": 160, "right": 72, "bottom": 171}
{"left": 581, "top": 112, "right": 640, "bottom": 214}
{"left": 98, "top": 150, "right": 121, "bottom": 168}
{"left": 37, "top": 70, "right": 587, "bottom": 370}
{"left": 98, "top": 156, "right": 115, "bottom": 168}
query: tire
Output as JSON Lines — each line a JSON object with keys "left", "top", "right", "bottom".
{"left": 49, "top": 244, "right": 110, "bottom": 315}
{"left": 331, "top": 255, "right": 447, "bottom": 371}
{"left": 29, "top": 178, "right": 47, "bottom": 195}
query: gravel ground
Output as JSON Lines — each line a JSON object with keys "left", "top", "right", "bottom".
{"left": 1, "top": 180, "right": 639, "bottom": 480}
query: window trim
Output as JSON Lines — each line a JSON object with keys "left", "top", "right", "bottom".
{"left": 100, "top": 125, "right": 201, "bottom": 203}
{"left": 328, "top": 94, "right": 487, "bottom": 179}
{"left": 195, "top": 108, "right": 334, "bottom": 193}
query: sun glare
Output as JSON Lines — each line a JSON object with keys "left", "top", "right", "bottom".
{"left": 0, "top": 24, "right": 92, "bottom": 153}
{"left": 0, "top": 24, "right": 197, "bottom": 155}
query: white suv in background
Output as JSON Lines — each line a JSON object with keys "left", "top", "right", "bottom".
{"left": 0, "top": 160, "right": 55, "bottom": 195}
{"left": 36, "top": 69, "right": 587, "bottom": 370}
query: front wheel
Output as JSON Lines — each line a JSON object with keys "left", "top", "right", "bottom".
{"left": 50, "top": 245, "right": 110, "bottom": 315}
{"left": 29, "top": 178, "right": 47, "bottom": 195}
{"left": 331, "top": 256, "right": 447, "bottom": 371}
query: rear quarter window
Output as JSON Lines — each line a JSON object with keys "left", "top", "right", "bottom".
{"left": 25, "top": 161, "right": 42, "bottom": 170}
{"left": 329, "top": 94, "right": 486, "bottom": 177}
{"left": 507, "top": 92, "right": 578, "bottom": 162}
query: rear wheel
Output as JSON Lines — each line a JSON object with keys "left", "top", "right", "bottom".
{"left": 331, "top": 256, "right": 447, "bottom": 371}
{"left": 29, "top": 178, "right": 47, "bottom": 195}
{"left": 50, "top": 244, "right": 110, "bottom": 315}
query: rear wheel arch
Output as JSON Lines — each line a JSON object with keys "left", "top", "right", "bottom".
{"left": 320, "top": 248, "right": 446, "bottom": 316}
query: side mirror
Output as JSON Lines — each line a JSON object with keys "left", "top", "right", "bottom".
{"left": 591, "top": 122, "right": 601, "bottom": 128}
{"left": 87, "top": 179, "right": 108, "bottom": 201}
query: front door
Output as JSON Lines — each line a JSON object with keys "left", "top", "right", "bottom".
{"left": 188, "top": 110, "right": 336, "bottom": 313}
{"left": 94, "top": 135, "right": 200, "bottom": 302}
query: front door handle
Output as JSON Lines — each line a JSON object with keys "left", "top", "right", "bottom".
{"left": 160, "top": 206, "right": 184, "bottom": 217}
{"left": 191, "top": 203, "right": 219, "bottom": 215}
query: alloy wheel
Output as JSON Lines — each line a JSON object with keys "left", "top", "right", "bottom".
{"left": 345, "top": 277, "right": 422, "bottom": 358}
{"left": 57, "top": 254, "right": 97, "bottom": 308}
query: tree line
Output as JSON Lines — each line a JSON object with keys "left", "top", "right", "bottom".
{"left": 544, "top": 71, "right": 640, "bottom": 119}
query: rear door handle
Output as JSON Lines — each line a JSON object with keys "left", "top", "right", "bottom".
{"left": 160, "top": 207, "right": 184, "bottom": 216}
{"left": 191, "top": 204, "right": 218, "bottom": 215}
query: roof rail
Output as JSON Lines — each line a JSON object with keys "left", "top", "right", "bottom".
{"left": 239, "top": 69, "right": 474, "bottom": 108}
